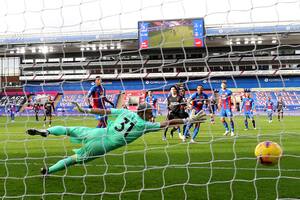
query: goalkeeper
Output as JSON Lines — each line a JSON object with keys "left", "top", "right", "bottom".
{"left": 26, "top": 102, "right": 206, "bottom": 175}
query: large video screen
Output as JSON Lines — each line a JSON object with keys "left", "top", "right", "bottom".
{"left": 138, "top": 18, "right": 205, "bottom": 49}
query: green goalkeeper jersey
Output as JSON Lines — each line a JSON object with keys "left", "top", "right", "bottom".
{"left": 107, "top": 109, "right": 161, "bottom": 149}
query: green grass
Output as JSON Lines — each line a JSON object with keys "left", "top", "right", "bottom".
{"left": 149, "top": 26, "right": 194, "bottom": 48}
{"left": 0, "top": 115, "right": 300, "bottom": 199}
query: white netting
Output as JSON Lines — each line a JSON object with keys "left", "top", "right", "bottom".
{"left": 1, "top": 0, "right": 300, "bottom": 199}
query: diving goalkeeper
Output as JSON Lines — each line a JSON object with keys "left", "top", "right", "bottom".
{"left": 26, "top": 102, "right": 206, "bottom": 175}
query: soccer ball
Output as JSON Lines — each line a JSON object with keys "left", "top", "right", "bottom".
{"left": 255, "top": 141, "right": 283, "bottom": 165}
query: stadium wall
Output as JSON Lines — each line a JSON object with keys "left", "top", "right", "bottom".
{"left": 23, "top": 76, "right": 300, "bottom": 92}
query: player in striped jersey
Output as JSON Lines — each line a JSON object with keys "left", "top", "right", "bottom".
{"left": 87, "top": 76, "right": 115, "bottom": 128}
{"left": 240, "top": 89, "right": 256, "bottom": 130}
{"left": 183, "top": 85, "right": 208, "bottom": 143}
{"left": 218, "top": 81, "right": 236, "bottom": 136}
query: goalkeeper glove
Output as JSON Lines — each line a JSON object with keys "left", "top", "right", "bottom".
{"left": 183, "top": 110, "right": 206, "bottom": 124}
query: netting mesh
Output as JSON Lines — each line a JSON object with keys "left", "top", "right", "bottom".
{"left": 0, "top": 0, "right": 300, "bottom": 199}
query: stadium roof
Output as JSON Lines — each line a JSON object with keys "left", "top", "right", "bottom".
{"left": 1, "top": 24, "right": 300, "bottom": 45}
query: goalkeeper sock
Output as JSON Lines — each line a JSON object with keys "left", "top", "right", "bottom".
{"left": 244, "top": 119, "right": 248, "bottom": 129}
{"left": 223, "top": 121, "right": 229, "bottom": 131}
{"left": 47, "top": 126, "right": 67, "bottom": 136}
{"left": 48, "top": 157, "right": 76, "bottom": 174}
{"left": 230, "top": 121, "right": 235, "bottom": 132}
{"left": 192, "top": 127, "right": 200, "bottom": 140}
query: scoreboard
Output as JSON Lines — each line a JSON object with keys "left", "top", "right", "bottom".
{"left": 138, "top": 18, "right": 205, "bottom": 49}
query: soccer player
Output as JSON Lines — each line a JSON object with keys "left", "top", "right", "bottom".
{"left": 7, "top": 101, "right": 16, "bottom": 122}
{"left": 87, "top": 76, "right": 115, "bottom": 128}
{"left": 33, "top": 102, "right": 40, "bottom": 121}
{"left": 183, "top": 85, "right": 208, "bottom": 143}
{"left": 44, "top": 96, "right": 55, "bottom": 127}
{"left": 276, "top": 96, "right": 286, "bottom": 121}
{"left": 179, "top": 88, "right": 189, "bottom": 138}
{"left": 145, "top": 90, "right": 160, "bottom": 122}
{"left": 26, "top": 102, "right": 206, "bottom": 175}
{"left": 218, "top": 81, "right": 236, "bottom": 136}
{"left": 209, "top": 89, "right": 218, "bottom": 124}
{"left": 240, "top": 89, "right": 256, "bottom": 130}
{"left": 264, "top": 96, "right": 275, "bottom": 123}
{"left": 163, "top": 86, "right": 188, "bottom": 140}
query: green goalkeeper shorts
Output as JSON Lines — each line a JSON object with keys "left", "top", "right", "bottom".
{"left": 66, "top": 126, "right": 110, "bottom": 163}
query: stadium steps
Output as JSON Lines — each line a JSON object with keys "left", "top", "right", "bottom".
{"left": 116, "top": 93, "right": 125, "bottom": 108}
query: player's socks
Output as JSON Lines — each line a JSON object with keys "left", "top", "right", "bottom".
{"left": 230, "top": 121, "right": 235, "bottom": 132}
{"left": 48, "top": 157, "right": 76, "bottom": 174}
{"left": 252, "top": 120, "right": 256, "bottom": 128}
{"left": 222, "top": 121, "right": 229, "bottom": 131}
{"left": 192, "top": 127, "right": 200, "bottom": 140}
{"left": 163, "top": 128, "right": 168, "bottom": 138}
{"left": 244, "top": 119, "right": 248, "bottom": 129}
{"left": 170, "top": 127, "right": 177, "bottom": 138}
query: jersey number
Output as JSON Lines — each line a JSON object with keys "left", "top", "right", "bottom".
{"left": 114, "top": 117, "right": 135, "bottom": 137}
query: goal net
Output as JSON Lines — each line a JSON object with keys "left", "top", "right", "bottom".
{"left": 0, "top": 0, "right": 300, "bottom": 199}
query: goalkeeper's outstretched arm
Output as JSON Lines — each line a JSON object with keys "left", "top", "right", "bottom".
{"left": 159, "top": 110, "right": 206, "bottom": 128}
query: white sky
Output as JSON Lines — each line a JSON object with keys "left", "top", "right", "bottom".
{"left": 0, "top": 0, "right": 299, "bottom": 35}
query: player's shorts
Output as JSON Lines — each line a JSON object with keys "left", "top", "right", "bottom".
{"left": 220, "top": 109, "right": 233, "bottom": 118}
{"left": 244, "top": 111, "right": 254, "bottom": 119}
{"left": 277, "top": 109, "right": 283, "bottom": 113}
{"left": 152, "top": 109, "right": 158, "bottom": 118}
{"left": 168, "top": 110, "right": 189, "bottom": 120}
{"left": 67, "top": 126, "right": 111, "bottom": 163}
{"left": 45, "top": 111, "right": 52, "bottom": 117}
{"left": 95, "top": 115, "right": 108, "bottom": 122}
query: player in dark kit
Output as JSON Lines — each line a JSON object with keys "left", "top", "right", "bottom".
{"left": 163, "top": 86, "right": 188, "bottom": 140}
{"left": 33, "top": 102, "right": 41, "bottom": 121}
{"left": 276, "top": 96, "right": 286, "bottom": 121}
{"left": 44, "top": 96, "right": 55, "bottom": 127}
{"left": 209, "top": 89, "right": 218, "bottom": 124}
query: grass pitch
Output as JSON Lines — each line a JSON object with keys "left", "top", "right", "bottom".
{"left": 0, "top": 115, "right": 300, "bottom": 199}
{"left": 149, "top": 26, "right": 194, "bottom": 48}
